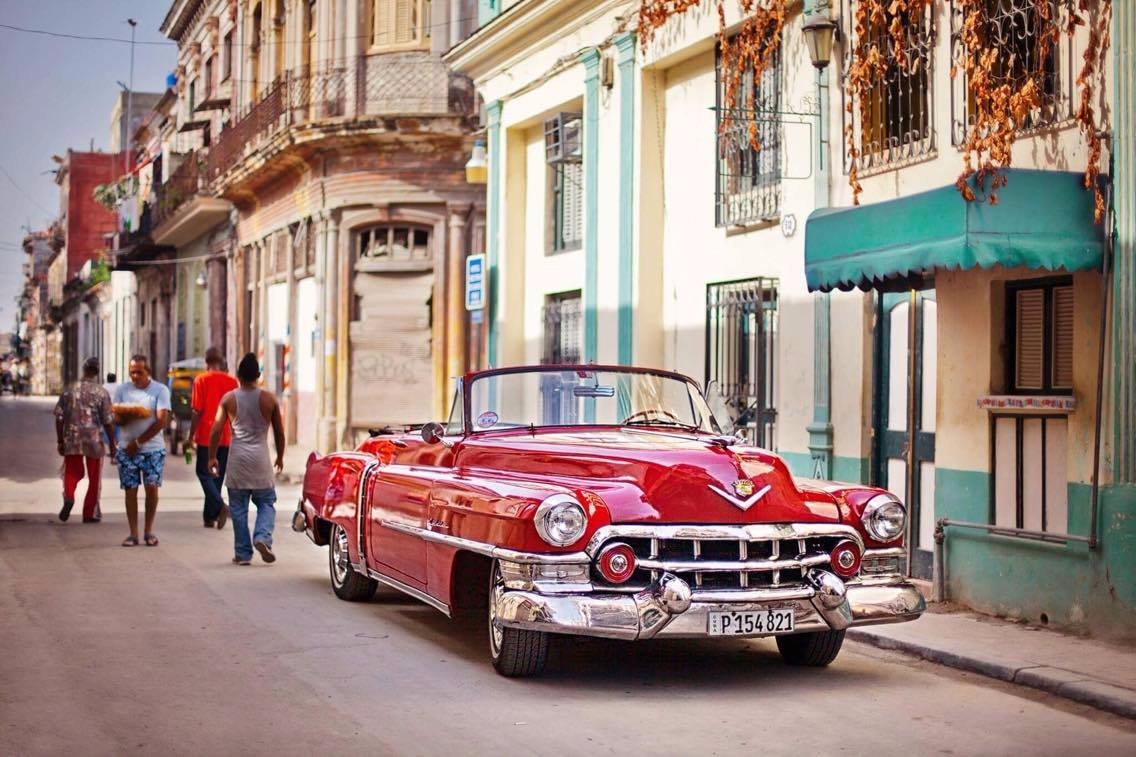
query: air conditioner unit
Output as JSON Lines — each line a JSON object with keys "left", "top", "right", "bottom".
{"left": 544, "top": 112, "right": 582, "bottom": 164}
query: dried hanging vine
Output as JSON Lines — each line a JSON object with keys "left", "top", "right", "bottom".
{"left": 952, "top": 0, "right": 1110, "bottom": 219}
{"left": 640, "top": 0, "right": 787, "bottom": 150}
{"left": 642, "top": 0, "right": 1112, "bottom": 221}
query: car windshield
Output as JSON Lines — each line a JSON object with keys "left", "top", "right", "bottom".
{"left": 466, "top": 368, "right": 721, "bottom": 434}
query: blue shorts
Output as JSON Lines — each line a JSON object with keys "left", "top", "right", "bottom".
{"left": 116, "top": 449, "right": 166, "bottom": 490}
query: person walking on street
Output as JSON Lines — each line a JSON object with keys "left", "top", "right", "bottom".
{"left": 114, "top": 355, "right": 171, "bottom": 547}
{"left": 209, "top": 353, "right": 285, "bottom": 565}
{"left": 190, "top": 347, "right": 238, "bottom": 529}
{"left": 54, "top": 357, "right": 117, "bottom": 523}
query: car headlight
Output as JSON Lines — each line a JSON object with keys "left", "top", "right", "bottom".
{"left": 862, "top": 494, "right": 907, "bottom": 542}
{"left": 534, "top": 494, "right": 588, "bottom": 547}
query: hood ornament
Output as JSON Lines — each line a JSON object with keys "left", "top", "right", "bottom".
{"left": 708, "top": 480, "right": 772, "bottom": 511}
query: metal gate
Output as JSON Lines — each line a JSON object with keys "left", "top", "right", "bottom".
{"left": 705, "top": 278, "right": 779, "bottom": 448}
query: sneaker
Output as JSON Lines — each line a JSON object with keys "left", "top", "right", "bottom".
{"left": 232, "top": 556, "right": 251, "bottom": 566}
{"left": 254, "top": 540, "right": 276, "bottom": 564}
{"left": 82, "top": 517, "right": 101, "bottom": 524}
{"left": 203, "top": 521, "right": 216, "bottom": 528}
{"left": 59, "top": 498, "right": 75, "bottom": 522}
{"left": 216, "top": 505, "right": 229, "bottom": 530}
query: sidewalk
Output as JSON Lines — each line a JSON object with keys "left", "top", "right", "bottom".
{"left": 849, "top": 607, "right": 1136, "bottom": 719}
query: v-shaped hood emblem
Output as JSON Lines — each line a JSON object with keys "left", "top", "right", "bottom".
{"left": 707, "top": 482, "right": 772, "bottom": 511}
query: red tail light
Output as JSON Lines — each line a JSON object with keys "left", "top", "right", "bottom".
{"left": 829, "top": 540, "right": 862, "bottom": 578}
{"left": 597, "top": 543, "right": 637, "bottom": 584}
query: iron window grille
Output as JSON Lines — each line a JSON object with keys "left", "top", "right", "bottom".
{"left": 546, "top": 113, "right": 583, "bottom": 253}
{"left": 705, "top": 278, "right": 779, "bottom": 449}
{"left": 950, "top": 0, "right": 1072, "bottom": 145}
{"left": 542, "top": 291, "right": 583, "bottom": 365}
{"left": 356, "top": 224, "right": 432, "bottom": 264}
{"left": 841, "top": 0, "right": 936, "bottom": 174}
{"left": 715, "top": 43, "right": 782, "bottom": 227}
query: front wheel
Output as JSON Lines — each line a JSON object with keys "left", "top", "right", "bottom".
{"left": 776, "top": 630, "right": 845, "bottom": 667}
{"left": 329, "top": 523, "right": 377, "bottom": 602}
{"left": 488, "top": 560, "right": 548, "bottom": 677}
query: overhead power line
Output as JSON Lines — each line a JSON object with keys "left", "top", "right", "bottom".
{"left": 0, "top": 163, "right": 55, "bottom": 218}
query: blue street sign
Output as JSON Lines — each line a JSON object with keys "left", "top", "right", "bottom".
{"left": 465, "top": 253, "right": 486, "bottom": 311}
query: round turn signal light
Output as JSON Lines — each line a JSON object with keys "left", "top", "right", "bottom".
{"left": 829, "top": 540, "right": 862, "bottom": 578}
{"left": 597, "top": 542, "right": 638, "bottom": 584}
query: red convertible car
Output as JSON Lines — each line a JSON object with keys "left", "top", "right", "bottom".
{"left": 295, "top": 365, "right": 924, "bottom": 676}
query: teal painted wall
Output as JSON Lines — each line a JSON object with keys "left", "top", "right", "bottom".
{"left": 780, "top": 451, "right": 868, "bottom": 484}
{"left": 616, "top": 33, "right": 636, "bottom": 365}
{"left": 937, "top": 468, "right": 1136, "bottom": 640}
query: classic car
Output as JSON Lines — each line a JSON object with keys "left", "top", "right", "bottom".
{"left": 295, "top": 365, "right": 925, "bottom": 677}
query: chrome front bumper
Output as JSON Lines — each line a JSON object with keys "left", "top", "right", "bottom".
{"left": 493, "top": 569, "right": 925, "bottom": 641}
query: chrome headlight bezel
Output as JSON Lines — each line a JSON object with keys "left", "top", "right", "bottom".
{"left": 861, "top": 494, "right": 907, "bottom": 542}
{"left": 534, "top": 494, "right": 588, "bottom": 547}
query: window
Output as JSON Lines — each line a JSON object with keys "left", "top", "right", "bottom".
{"left": 372, "top": 0, "right": 431, "bottom": 50}
{"left": 992, "top": 414, "right": 1068, "bottom": 533}
{"left": 545, "top": 112, "right": 582, "bottom": 253}
{"left": 1006, "top": 278, "right": 1073, "bottom": 394}
{"left": 204, "top": 56, "right": 214, "bottom": 99}
{"left": 950, "top": 0, "right": 1070, "bottom": 145}
{"left": 843, "top": 0, "right": 935, "bottom": 172}
{"left": 221, "top": 31, "right": 233, "bottom": 81}
{"left": 357, "top": 224, "right": 432, "bottom": 265}
{"left": 705, "top": 278, "right": 778, "bottom": 448}
{"left": 715, "top": 40, "right": 782, "bottom": 226}
{"left": 541, "top": 291, "right": 582, "bottom": 364}
{"left": 188, "top": 79, "right": 197, "bottom": 113}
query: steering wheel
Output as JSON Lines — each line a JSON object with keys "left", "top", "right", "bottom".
{"left": 621, "top": 409, "right": 685, "bottom": 426}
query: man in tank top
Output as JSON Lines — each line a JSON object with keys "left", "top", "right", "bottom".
{"left": 208, "top": 353, "right": 285, "bottom": 565}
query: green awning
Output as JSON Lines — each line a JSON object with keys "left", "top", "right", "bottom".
{"left": 804, "top": 169, "right": 1103, "bottom": 292}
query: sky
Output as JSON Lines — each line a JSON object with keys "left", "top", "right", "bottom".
{"left": 0, "top": 1, "right": 176, "bottom": 333}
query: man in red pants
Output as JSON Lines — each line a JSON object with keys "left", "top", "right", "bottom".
{"left": 54, "top": 357, "right": 117, "bottom": 522}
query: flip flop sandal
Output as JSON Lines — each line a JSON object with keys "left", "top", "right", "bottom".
{"left": 121, "top": 535, "right": 139, "bottom": 547}
{"left": 144, "top": 533, "right": 159, "bottom": 547}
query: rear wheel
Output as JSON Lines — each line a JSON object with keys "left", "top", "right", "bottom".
{"left": 776, "top": 630, "right": 845, "bottom": 667}
{"left": 488, "top": 560, "right": 548, "bottom": 677}
{"left": 329, "top": 523, "right": 377, "bottom": 602}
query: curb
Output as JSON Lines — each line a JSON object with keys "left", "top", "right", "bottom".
{"left": 848, "top": 629, "right": 1136, "bottom": 720}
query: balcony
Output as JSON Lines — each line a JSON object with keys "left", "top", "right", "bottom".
{"left": 151, "top": 149, "right": 232, "bottom": 246}
{"left": 207, "top": 54, "right": 475, "bottom": 184}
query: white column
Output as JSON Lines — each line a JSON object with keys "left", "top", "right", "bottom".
{"left": 313, "top": 216, "right": 328, "bottom": 448}
{"left": 321, "top": 213, "right": 340, "bottom": 451}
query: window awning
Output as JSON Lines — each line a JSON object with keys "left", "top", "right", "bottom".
{"left": 804, "top": 169, "right": 1103, "bottom": 292}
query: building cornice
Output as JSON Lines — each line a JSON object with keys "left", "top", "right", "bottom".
{"left": 445, "top": 0, "right": 635, "bottom": 85}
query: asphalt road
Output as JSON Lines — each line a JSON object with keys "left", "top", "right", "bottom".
{"left": 2, "top": 395, "right": 1135, "bottom": 755}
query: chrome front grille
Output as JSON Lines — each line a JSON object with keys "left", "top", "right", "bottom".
{"left": 586, "top": 524, "right": 861, "bottom": 593}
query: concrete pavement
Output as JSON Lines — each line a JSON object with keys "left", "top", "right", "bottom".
{"left": 4, "top": 395, "right": 1136, "bottom": 755}
{"left": 850, "top": 609, "right": 1136, "bottom": 718}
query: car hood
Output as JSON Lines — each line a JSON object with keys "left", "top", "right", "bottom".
{"left": 457, "top": 429, "right": 843, "bottom": 525}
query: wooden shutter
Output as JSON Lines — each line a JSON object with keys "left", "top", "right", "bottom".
{"left": 1051, "top": 285, "right": 1074, "bottom": 389}
{"left": 1015, "top": 288, "right": 1045, "bottom": 390}
{"left": 562, "top": 162, "right": 583, "bottom": 246}
{"left": 373, "top": 0, "right": 391, "bottom": 47}
{"left": 394, "top": 0, "right": 416, "bottom": 44}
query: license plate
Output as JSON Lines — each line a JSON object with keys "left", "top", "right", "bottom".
{"left": 708, "top": 608, "right": 795, "bottom": 636}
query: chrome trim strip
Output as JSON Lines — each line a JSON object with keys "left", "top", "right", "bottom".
{"left": 366, "top": 568, "right": 452, "bottom": 617}
{"left": 379, "top": 520, "right": 591, "bottom": 565}
{"left": 689, "top": 585, "right": 817, "bottom": 603}
{"left": 584, "top": 523, "right": 864, "bottom": 556}
{"left": 862, "top": 547, "right": 907, "bottom": 558}
{"left": 357, "top": 460, "right": 380, "bottom": 567}
{"left": 637, "top": 553, "right": 831, "bottom": 573}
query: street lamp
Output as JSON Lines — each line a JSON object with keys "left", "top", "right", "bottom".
{"left": 802, "top": 7, "right": 839, "bottom": 70}
{"left": 195, "top": 270, "right": 208, "bottom": 289}
{"left": 465, "top": 139, "right": 488, "bottom": 184}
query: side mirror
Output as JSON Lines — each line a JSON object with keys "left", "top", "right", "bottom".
{"left": 421, "top": 421, "right": 449, "bottom": 446}
{"left": 703, "top": 380, "right": 736, "bottom": 437}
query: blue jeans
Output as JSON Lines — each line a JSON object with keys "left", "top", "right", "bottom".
{"left": 196, "top": 445, "right": 229, "bottom": 524}
{"left": 227, "top": 488, "right": 277, "bottom": 561}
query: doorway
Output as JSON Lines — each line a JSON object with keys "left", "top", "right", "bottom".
{"left": 873, "top": 290, "right": 937, "bottom": 579}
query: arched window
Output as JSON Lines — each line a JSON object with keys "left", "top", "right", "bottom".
{"left": 250, "top": 3, "right": 263, "bottom": 98}
{"left": 273, "top": 0, "right": 286, "bottom": 82}
{"left": 371, "top": 0, "right": 431, "bottom": 51}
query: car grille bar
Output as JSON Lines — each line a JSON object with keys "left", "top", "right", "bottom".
{"left": 589, "top": 524, "right": 864, "bottom": 594}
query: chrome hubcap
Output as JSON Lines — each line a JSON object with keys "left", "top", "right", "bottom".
{"left": 488, "top": 562, "right": 504, "bottom": 656}
{"left": 331, "top": 526, "right": 349, "bottom": 585}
